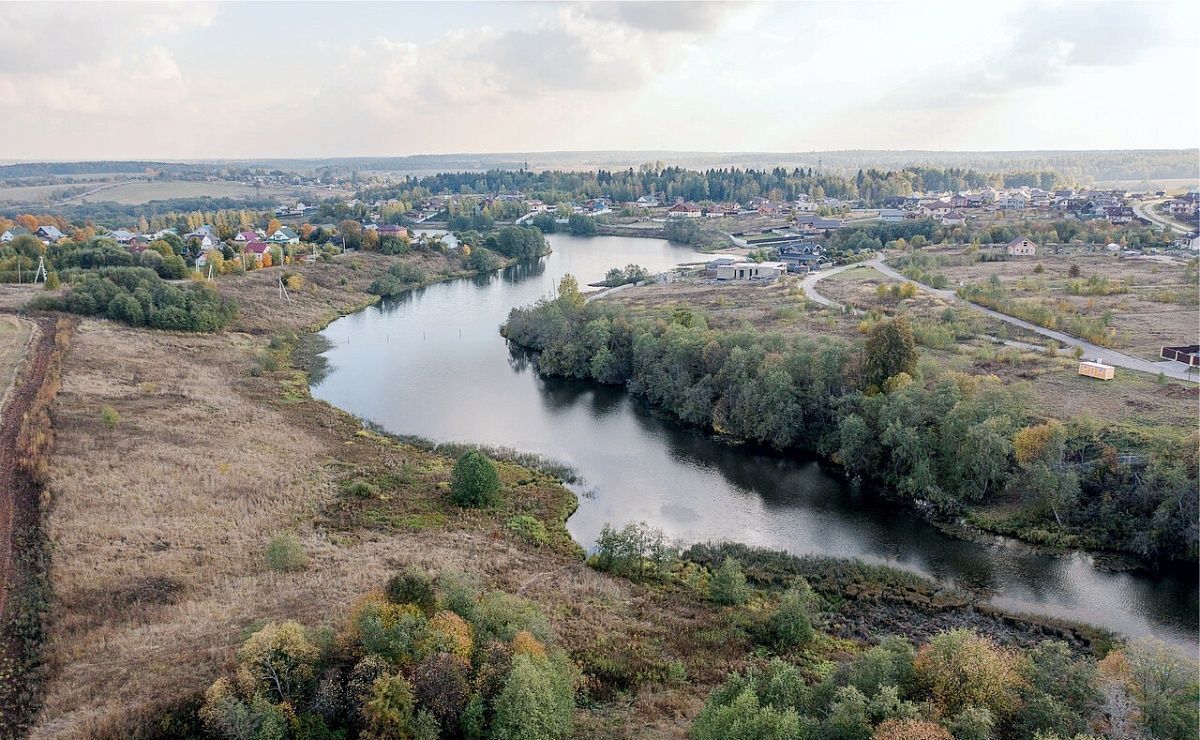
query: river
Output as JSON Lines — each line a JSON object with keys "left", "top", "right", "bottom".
{"left": 312, "top": 232, "right": 1198, "bottom": 650}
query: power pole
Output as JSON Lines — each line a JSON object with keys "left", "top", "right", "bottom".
{"left": 33, "top": 255, "right": 47, "bottom": 283}
{"left": 278, "top": 273, "right": 292, "bottom": 303}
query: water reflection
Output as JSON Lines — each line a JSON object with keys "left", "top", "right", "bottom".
{"left": 312, "top": 233, "right": 1199, "bottom": 650}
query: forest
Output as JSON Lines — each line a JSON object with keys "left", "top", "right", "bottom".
{"left": 502, "top": 278, "right": 1198, "bottom": 565}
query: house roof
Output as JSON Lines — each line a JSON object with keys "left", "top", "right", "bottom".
{"left": 1006, "top": 237, "right": 1037, "bottom": 247}
{"left": 244, "top": 241, "right": 271, "bottom": 254}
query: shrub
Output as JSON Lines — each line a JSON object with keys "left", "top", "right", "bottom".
{"left": 411, "top": 652, "right": 471, "bottom": 729}
{"left": 836, "top": 637, "right": 916, "bottom": 699}
{"left": 354, "top": 599, "right": 435, "bottom": 665}
{"left": 766, "top": 583, "right": 816, "bottom": 649}
{"left": 44, "top": 272, "right": 60, "bottom": 290}
{"left": 592, "top": 521, "right": 676, "bottom": 579}
{"left": 429, "top": 611, "right": 473, "bottom": 659}
{"left": 450, "top": 450, "right": 501, "bottom": 508}
{"left": 871, "top": 718, "right": 952, "bottom": 740}
{"left": 341, "top": 477, "right": 378, "bottom": 498}
{"left": 234, "top": 620, "right": 321, "bottom": 701}
{"left": 490, "top": 654, "right": 577, "bottom": 740}
{"left": 99, "top": 405, "right": 120, "bottom": 430}
{"left": 265, "top": 533, "right": 308, "bottom": 572}
{"left": 911, "top": 629, "right": 1024, "bottom": 720}
{"left": 472, "top": 592, "right": 550, "bottom": 646}
{"left": 506, "top": 514, "right": 549, "bottom": 546}
{"left": 437, "top": 571, "right": 481, "bottom": 622}
{"left": 692, "top": 686, "right": 806, "bottom": 740}
{"left": 947, "top": 707, "right": 994, "bottom": 740}
{"left": 386, "top": 569, "right": 438, "bottom": 616}
{"left": 710, "top": 558, "right": 749, "bottom": 605}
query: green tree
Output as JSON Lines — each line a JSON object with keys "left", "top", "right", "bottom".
{"left": 864, "top": 316, "right": 918, "bottom": 389}
{"left": 450, "top": 450, "right": 501, "bottom": 508}
{"left": 766, "top": 583, "right": 815, "bottom": 649}
{"left": 709, "top": 558, "right": 749, "bottom": 605}
{"left": 490, "top": 654, "right": 576, "bottom": 740}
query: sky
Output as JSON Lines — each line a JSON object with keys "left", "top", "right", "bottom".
{"left": 0, "top": 0, "right": 1196, "bottom": 160}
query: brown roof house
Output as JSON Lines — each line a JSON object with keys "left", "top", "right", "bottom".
{"left": 1006, "top": 237, "right": 1038, "bottom": 256}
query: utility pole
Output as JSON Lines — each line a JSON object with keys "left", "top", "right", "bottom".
{"left": 33, "top": 255, "right": 47, "bottom": 283}
{"left": 278, "top": 273, "right": 292, "bottom": 303}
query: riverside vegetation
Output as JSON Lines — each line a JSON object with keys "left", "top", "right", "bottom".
{"left": 502, "top": 276, "right": 1198, "bottom": 565}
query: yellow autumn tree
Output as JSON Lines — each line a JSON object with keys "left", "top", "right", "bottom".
{"left": 1013, "top": 420, "right": 1066, "bottom": 466}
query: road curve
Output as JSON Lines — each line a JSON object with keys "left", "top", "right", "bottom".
{"left": 865, "top": 257, "right": 1199, "bottom": 383}
{"left": 798, "top": 262, "right": 861, "bottom": 309}
{"left": 1133, "top": 198, "right": 1191, "bottom": 236}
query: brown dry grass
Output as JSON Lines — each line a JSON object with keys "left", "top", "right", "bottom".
{"left": 933, "top": 250, "right": 1199, "bottom": 360}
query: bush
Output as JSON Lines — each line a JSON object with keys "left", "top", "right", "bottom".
{"left": 766, "top": 583, "right": 816, "bottom": 649}
{"left": 99, "top": 405, "right": 120, "bottom": 430}
{"left": 911, "top": 630, "right": 1023, "bottom": 720}
{"left": 710, "top": 558, "right": 749, "bottom": 605}
{"left": 506, "top": 514, "right": 549, "bottom": 546}
{"left": 692, "top": 686, "right": 806, "bottom": 740}
{"left": 369, "top": 262, "right": 428, "bottom": 297}
{"left": 592, "top": 521, "right": 676, "bottom": 579}
{"left": 386, "top": 569, "right": 438, "bottom": 616}
{"left": 40, "top": 267, "right": 236, "bottom": 331}
{"left": 341, "top": 477, "right": 378, "bottom": 498}
{"left": 450, "top": 450, "right": 501, "bottom": 508}
{"left": 265, "top": 533, "right": 308, "bottom": 572}
{"left": 490, "top": 654, "right": 577, "bottom": 740}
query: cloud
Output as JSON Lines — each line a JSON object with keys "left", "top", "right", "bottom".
{"left": 0, "top": 2, "right": 214, "bottom": 73}
{"left": 577, "top": 1, "right": 741, "bottom": 34}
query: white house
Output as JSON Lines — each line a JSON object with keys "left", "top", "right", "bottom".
{"left": 269, "top": 227, "right": 300, "bottom": 245}
{"left": 716, "top": 261, "right": 787, "bottom": 281}
{"left": 878, "top": 209, "right": 905, "bottom": 222}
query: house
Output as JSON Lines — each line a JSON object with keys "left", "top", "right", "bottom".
{"left": 667, "top": 202, "right": 702, "bottom": 218}
{"left": 36, "top": 225, "right": 65, "bottom": 243}
{"left": 997, "top": 192, "right": 1029, "bottom": 211}
{"left": 923, "top": 201, "right": 954, "bottom": 219}
{"left": 779, "top": 243, "right": 823, "bottom": 273}
{"left": 1006, "top": 237, "right": 1038, "bottom": 256}
{"left": 1169, "top": 194, "right": 1198, "bottom": 217}
{"left": 1078, "top": 360, "right": 1115, "bottom": 380}
{"left": 108, "top": 228, "right": 137, "bottom": 244}
{"left": 635, "top": 195, "right": 660, "bottom": 208}
{"left": 152, "top": 228, "right": 178, "bottom": 240}
{"left": 185, "top": 225, "right": 217, "bottom": 241}
{"left": 941, "top": 210, "right": 966, "bottom": 226}
{"left": 378, "top": 224, "right": 408, "bottom": 239}
{"left": 268, "top": 227, "right": 300, "bottom": 245}
{"left": 1104, "top": 207, "right": 1134, "bottom": 225}
{"left": 242, "top": 241, "right": 271, "bottom": 265}
{"left": 878, "top": 209, "right": 905, "bottom": 222}
{"left": 808, "top": 218, "right": 842, "bottom": 231}
{"left": 1, "top": 226, "right": 32, "bottom": 242}
{"left": 715, "top": 261, "right": 787, "bottom": 281}
{"left": 705, "top": 256, "right": 739, "bottom": 275}
{"left": 234, "top": 230, "right": 257, "bottom": 243}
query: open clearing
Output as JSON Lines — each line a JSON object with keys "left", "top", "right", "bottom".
{"left": 64, "top": 179, "right": 325, "bottom": 205}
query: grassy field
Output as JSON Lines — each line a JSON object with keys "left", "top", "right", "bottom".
{"left": 72, "top": 179, "right": 324, "bottom": 205}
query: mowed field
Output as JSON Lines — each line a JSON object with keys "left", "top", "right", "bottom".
{"left": 0, "top": 178, "right": 330, "bottom": 206}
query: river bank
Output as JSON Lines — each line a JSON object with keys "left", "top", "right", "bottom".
{"left": 1, "top": 245, "right": 1152, "bottom": 738}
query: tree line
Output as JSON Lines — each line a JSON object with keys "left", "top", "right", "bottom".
{"left": 502, "top": 279, "right": 1197, "bottom": 564}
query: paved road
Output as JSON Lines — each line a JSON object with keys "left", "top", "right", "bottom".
{"left": 1133, "top": 198, "right": 1191, "bottom": 236}
{"left": 797, "top": 262, "right": 863, "bottom": 308}
{"left": 801, "top": 257, "right": 1198, "bottom": 383}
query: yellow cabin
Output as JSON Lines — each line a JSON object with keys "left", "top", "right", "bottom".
{"left": 1078, "top": 360, "right": 1115, "bottom": 380}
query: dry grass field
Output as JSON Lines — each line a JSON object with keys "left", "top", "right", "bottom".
{"left": 930, "top": 249, "right": 1199, "bottom": 360}
{"left": 12, "top": 254, "right": 748, "bottom": 739}
{"left": 88, "top": 179, "right": 323, "bottom": 205}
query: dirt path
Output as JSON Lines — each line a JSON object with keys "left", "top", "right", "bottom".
{"left": 0, "top": 314, "right": 61, "bottom": 738}
{"left": 0, "top": 315, "right": 47, "bottom": 615}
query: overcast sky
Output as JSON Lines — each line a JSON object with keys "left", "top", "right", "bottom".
{"left": 1, "top": 0, "right": 1196, "bottom": 160}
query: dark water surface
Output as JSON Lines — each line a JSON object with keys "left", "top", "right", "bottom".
{"left": 312, "top": 233, "right": 1198, "bottom": 649}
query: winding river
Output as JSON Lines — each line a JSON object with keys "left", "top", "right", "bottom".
{"left": 312, "top": 233, "right": 1198, "bottom": 650}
